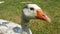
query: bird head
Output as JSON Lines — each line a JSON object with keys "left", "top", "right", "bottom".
{"left": 23, "top": 4, "right": 51, "bottom": 22}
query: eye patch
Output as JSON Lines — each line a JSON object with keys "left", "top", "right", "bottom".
{"left": 30, "top": 7, "right": 34, "bottom": 10}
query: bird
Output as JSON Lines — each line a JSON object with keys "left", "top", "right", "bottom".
{"left": 0, "top": 4, "right": 51, "bottom": 34}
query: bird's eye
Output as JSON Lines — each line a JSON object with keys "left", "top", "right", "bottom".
{"left": 30, "top": 8, "right": 34, "bottom": 10}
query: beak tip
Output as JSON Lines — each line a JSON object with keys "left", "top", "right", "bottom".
{"left": 47, "top": 18, "right": 51, "bottom": 23}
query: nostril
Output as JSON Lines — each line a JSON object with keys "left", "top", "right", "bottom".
{"left": 42, "top": 15, "right": 45, "bottom": 17}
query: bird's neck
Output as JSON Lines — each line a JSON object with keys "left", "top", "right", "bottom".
{"left": 21, "top": 13, "right": 32, "bottom": 34}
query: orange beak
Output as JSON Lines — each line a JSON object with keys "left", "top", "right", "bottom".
{"left": 36, "top": 9, "right": 51, "bottom": 22}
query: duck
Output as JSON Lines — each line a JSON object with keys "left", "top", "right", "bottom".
{"left": 0, "top": 4, "right": 51, "bottom": 34}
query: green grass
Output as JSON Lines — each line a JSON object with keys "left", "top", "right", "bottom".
{"left": 0, "top": 0, "right": 60, "bottom": 34}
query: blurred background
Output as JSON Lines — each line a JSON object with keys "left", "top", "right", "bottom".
{"left": 0, "top": 0, "right": 60, "bottom": 34}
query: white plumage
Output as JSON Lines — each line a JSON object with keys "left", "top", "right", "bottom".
{"left": 0, "top": 4, "right": 51, "bottom": 34}
{"left": 0, "top": 19, "right": 22, "bottom": 34}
